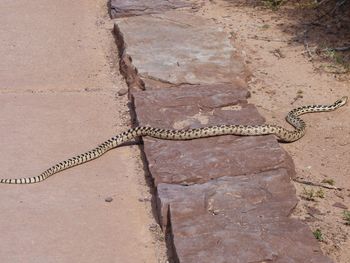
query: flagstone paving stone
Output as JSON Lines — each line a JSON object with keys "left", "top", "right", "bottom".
{"left": 114, "top": 11, "right": 248, "bottom": 91}
{"left": 110, "top": 0, "right": 197, "bottom": 18}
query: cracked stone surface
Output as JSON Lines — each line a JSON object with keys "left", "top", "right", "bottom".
{"left": 110, "top": 0, "right": 196, "bottom": 18}
{"left": 131, "top": 84, "right": 330, "bottom": 262}
{"left": 157, "top": 172, "right": 332, "bottom": 263}
{"left": 116, "top": 5, "right": 332, "bottom": 262}
{"left": 133, "top": 84, "right": 294, "bottom": 186}
{"left": 114, "top": 11, "right": 249, "bottom": 90}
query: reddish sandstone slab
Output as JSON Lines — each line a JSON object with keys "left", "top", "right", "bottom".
{"left": 157, "top": 172, "right": 332, "bottom": 263}
{"left": 132, "top": 84, "right": 294, "bottom": 186}
{"left": 131, "top": 84, "right": 331, "bottom": 262}
{"left": 110, "top": 0, "right": 196, "bottom": 18}
{"left": 114, "top": 12, "right": 248, "bottom": 90}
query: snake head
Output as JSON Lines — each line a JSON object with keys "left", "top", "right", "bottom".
{"left": 334, "top": 96, "right": 348, "bottom": 108}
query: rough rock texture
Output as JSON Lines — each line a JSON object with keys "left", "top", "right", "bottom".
{"left": 132, "top": 84, "right": 331, "bottom": 262}
{"left": 114, "top": 12, "right": 249, "bottom": 90}
{"left": 115, "top": 6, "right": 332, "bottom": 262}
{"left": 133, "top": 85, "right": 295, "bottom": 186}
{"left": 110, "top": 0, "right": 196, "bottom": 19}
{"left": 157, "top": 173, "right": 332, "bottom": 263}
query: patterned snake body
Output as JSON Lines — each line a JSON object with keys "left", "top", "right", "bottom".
{"left": 1, "top": 96, "right": 347, "bottom": 184}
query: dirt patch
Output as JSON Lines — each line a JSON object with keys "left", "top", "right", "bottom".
{"left": 198, "top": 1, "right": 350, "bottom": 262}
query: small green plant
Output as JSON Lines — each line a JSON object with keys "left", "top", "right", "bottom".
{"left": 343, "top": 211, "right": 350, "bottom": 225}
{"left": 321, "top": 179, "right": 335, "bottom": 186}
{"left": 315, "top": 189, "right": 325, "bottom": 199}
{"left": 322, "top": 48, "right": 350, "bottom": 71}
{"left": 262, "top": 0, "right": 284, "bottom": 10}
{"left": 313, "top": 229, "right": 323, "bottom": 241}
{"left": 302, "top": 188, "right": 325, "bottom": 201}
{"left": 297, "top": 1, "right": 319, "bottom": 9}
{"left": 303, "top": 187, "right": 315, "bottom": 201}
{"left": 324, "top": 49, "right": 344, "bottom": 64}
{"left": 261, "top": 24, "right": 270, "bottom": 30}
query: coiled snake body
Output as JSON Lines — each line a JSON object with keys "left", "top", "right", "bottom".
{"left": 1, "top": 96, "right": 347, "bottom": 184}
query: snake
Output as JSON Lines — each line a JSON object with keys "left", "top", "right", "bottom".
{"left": 0, "top": 96, "right": 347, "bottom": 184}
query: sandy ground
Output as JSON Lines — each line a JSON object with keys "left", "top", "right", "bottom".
{"left": 198, "top": 1, "right": 349, "bottom": 262}
{"left": 0, "top": 1, "right": 166, "bottom": 262}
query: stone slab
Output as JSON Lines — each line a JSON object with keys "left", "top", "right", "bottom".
{"left": 132, "top": 84, "right": 294, "bottom": 186}
{"left": 110, "top": 0, "right": 196, "bottom": 19}
{"left": 157, "top": 172, "right": 332, "bottom": 262}
{"left": 131, "top": 84, "right": 331, "bottom": 262}
{"left": 114, "top": 12, "right": 249, "bottom": 90}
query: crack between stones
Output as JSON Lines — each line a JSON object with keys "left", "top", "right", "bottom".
{"left": 141, "top": 74, "right": 198, "bottom": 87}
{"left": 169, "top": 165, "right": 292, "bottom": 187}
{"left": 164, "top": 205, "right": 180, "bottom": 263}
{"left": 113, "top": 23, "right": 146, "bottom": 91}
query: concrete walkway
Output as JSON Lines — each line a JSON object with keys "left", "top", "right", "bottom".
{"left": 0, "top": 1, "right": 163, "bottom": 262}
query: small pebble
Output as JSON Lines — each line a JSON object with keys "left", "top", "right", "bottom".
{"left": 105, "top": 197, "right": 113, "bottom": 202}
{"left": 117, "top": 88, "right": 128, "bottom": 96}
{"left": 138, "top": 197, "right": 151, "bottom": 202}
{"left": 333, "top": 202, "right": 348, "bottom": 209}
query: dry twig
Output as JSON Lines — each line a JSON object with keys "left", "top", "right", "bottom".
{"left": 293, "top": 178, "right": 342, "bottom": 190}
